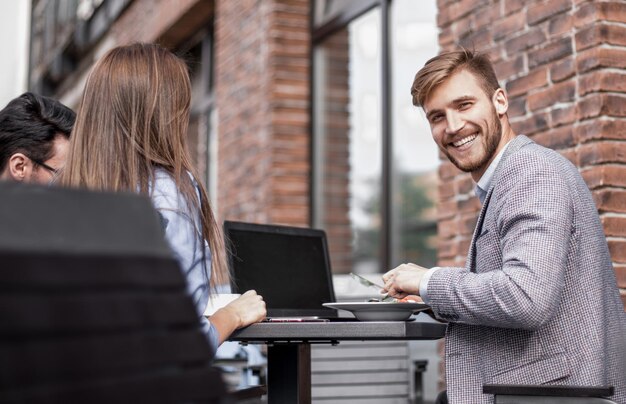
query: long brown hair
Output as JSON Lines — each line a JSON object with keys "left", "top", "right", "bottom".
{"left": 59, "top": 43, "right": 228, "bottom": 289}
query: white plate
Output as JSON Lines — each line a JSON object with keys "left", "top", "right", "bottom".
{"left": 323, "top": 301, "right": 429, "bottom": 321}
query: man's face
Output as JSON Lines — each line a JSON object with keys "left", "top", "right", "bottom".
{"left": 1, "top": 134, "right": 69, "bottom": 184}
{"left": 29, "top": 134, "right": 69, "bottom": 184}
{"left": 423, "top": 69, "right": 508, "bottom": 181}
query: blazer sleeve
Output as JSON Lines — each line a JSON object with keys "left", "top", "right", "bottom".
{"left": 426, "top": 151, "right": 574, "bottom": 330}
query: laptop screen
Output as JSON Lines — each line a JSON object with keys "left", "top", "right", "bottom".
{"left": 224, "top": 221, "right": 337, "bottom": 318}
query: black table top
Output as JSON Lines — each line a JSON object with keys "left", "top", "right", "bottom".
{"left": 229, "top": 320, "right": 447, "bottom": 344}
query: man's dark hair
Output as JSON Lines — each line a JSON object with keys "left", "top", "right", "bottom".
{"left": 0, "top": 92, "right": 76, "bottom": 172}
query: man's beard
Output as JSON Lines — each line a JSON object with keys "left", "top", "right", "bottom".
{"left": 444, "top": 110, "right": 502, "bottom": 173}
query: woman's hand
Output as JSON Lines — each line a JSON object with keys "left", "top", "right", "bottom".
{"left": 210, "top": 290, "right": 266, "bottom": 345}
{"left": 223, "top": 290, "right": 267, "bottom": 328}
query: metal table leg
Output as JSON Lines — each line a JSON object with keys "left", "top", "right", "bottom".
{"left": 267, "top": 343, "right": 311, "bottom": 404}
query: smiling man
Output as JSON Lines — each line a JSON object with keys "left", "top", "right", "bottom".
{"left": 382, "top": 50, "right": 626, "bottom": 403}
{"left": 0, "top": 92, "right": 75, "bottom": 184}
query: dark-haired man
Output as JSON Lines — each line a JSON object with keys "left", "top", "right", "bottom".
{"left": 382, "top": 50, "right": 626, "bottom": 403}
{"left": 0, "top": 92, "right": 75, "bottom": 184}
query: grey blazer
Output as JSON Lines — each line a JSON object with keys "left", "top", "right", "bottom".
{"left": 427, "top": 135, "right": 626, "bottom": 403}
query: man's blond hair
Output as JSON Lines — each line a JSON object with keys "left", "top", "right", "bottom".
{"left": 411, "top": 49, "right": 501, "bottom": 108}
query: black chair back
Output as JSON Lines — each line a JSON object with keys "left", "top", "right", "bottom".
{"left": 0, "top": 182, "right": 228, "bottom": 403}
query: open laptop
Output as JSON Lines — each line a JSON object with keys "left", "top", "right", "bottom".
{"left": 223, "top": 221, "right": 338, "bottom": 320}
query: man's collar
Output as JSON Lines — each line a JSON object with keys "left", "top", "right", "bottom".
{"left": 475, "top": 140, "right": 513, "bottom": 204}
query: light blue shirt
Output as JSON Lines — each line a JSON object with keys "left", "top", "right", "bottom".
{"left": 150, "top": 169, "right": 219, "bottom": 352}
{"left": 420, "top": 141, "right": 513, "bottom": 303}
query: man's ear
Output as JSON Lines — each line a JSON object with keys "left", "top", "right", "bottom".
{"left": 7, "top": 153, "right": 32, "bottom": 182}
{"left": 493, "top": 88, "right": 508, "bottom": 116}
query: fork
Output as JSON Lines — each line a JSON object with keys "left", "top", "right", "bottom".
{"left": 349, "top": 273, "right": 396, "bottom": 302}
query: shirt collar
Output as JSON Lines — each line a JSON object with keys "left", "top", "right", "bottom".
{"left": 475, "top": 140, "right": 512, "bottom": 204}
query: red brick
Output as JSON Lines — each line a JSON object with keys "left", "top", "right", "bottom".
{"left": 458, "top": 238, "right": 473, "bottom": 257}
{"left": 438, "top": 239, "right": 460, "bottom": 259}
{"left": 439, "top": 26, "right": 454, "bottom": 47}
{"left": 439, "top": 218, "right": 457, "bottom": 239}
{"left": 532, "top": 125, "right": 575, "bottom": 151}
{"left": 576, "top": 47, "right": 626, "bottom": 73}
{"left": 493, "top": 11, "right": 526, "bottom": 40}
{"left": 438, "top": 200, "right": 457, "bottom": 220}
{"left": 548, "top": 13, "right": 573, "bottom": 38}
{"left": 504, "top": 28, "right": 546, "bottom": 55}
{"left": 527, "top": 0, "right": 571, "bottom": 25}
{"left": 506, "top": 67, "right": 549, "bottom": 97}
{"left": 579, "top": 142, "right": 626, "bottom": 166}
{"left": 472, "top": 4, "right": 502, "bottom": 30}
{"left": 559, "top": 148, "right": 578, "bottom": 166}
{"left": 583, "top": 165, "right": 626, "bottom": 190}
{"left": 451, "top": 16, "right": 472, "bottom": 39}
{"left": 510, "top": 112, "right": 549, "bottom": 136}
{"left": 459, "top": 214, "right": 478, "bottom": 236}
{"left": 437, "top": 6, "right": 452, "bottom": 27}
{"left": 507, "top": 96, "right": 526, "bottom": 119}
{"left": 458, "top": 196, "right": 481, "bottom": 214}
{"left": 576, "top": 23, "right": 626, "bottom": 52}
{"left": 503, "top": 0, "right": 526, "bottom": 16}
{"left": 594, "top": 189, "right": 626, "bottom": 214}
{"left": 575, "top": 119, "right": 626, "bottom": 143}
{"left": 439, "top": 162, "right": 462, "bottom": 181}
{"left": 608, "top": 239, "right": 626, "bottom": 263}
{"left": 550, "top": 57, "right": 576, "bottom": 82}
{"left": 551, "top": 105, "right": 577, "bottom": 127}
{"left": 575, "top": 2, "right": 626, "bottom": 29}
{"left": 494, "top": 55, "right": 525, "bottom": 81}
{"left": 438, "top": 0, "right": 453, "bottom": 9}
{"left": 528, "top": 37, "right": 573, "bottom": 69}
{"left": 456, "top": 176, "right": 475, "bottom": 195}
{"left": 439, "top": 182, "right": 455, "bottom": 200}
{"left": 579, "top": 71, "right": 626, "bottom": 96}
{"left": 459, "top": 28, "right": 492, "bottom": 50}
{"left": 602, "top": 217, "right": 626, "bottom": 238}
{"left": 577, "top": 94, "right": 626, "bottom": 120}
{"left": 438, "top": 258, "right": 454, "bottom": 267}
{"left": 215, "top": 0, "right": 311, "bottom": 225}
{"left": 448, "top": 0, "right": 490, "bottom": 21}
{"left": 527, "top": 79, "right": 576, "bottom": 111}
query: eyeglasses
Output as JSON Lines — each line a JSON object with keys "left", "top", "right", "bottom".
{"left": 29, "top": 157, "right": 59, "bottom": 175}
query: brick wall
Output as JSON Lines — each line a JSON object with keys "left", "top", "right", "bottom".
{"left": 215, "top": 0, "right": 310, "bottom": 226}
{"left": 436, "top": 0, "right": 626, "bottom": 308}
{"left": 317, "top": 28, "right": 353, "bottom": 274}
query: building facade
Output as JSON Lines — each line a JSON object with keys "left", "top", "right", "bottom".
{"left": 29, "top": 0, "right": 626, "bottom": 400}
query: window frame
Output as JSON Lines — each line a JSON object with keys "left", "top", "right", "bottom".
{"left": 310, "top": 0, "right": 393, "bottom": 272}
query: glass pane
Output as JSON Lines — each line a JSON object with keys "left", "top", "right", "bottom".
{"left": 314, "top": 0, "right": 361, "bottom": 27}
{"left": 313, "top": 7, "right": 381, "bottom": 275}
{"left": 390, "top": 0, "right": 439, "bottom": 268}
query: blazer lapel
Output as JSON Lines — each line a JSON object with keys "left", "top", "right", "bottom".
{"left": 466, "top": 189, "right": 492, "bottom": 272}
{"left": 465, "top": 135, "right": 534, "bottom": 272}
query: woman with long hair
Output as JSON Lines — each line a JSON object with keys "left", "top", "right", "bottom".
{"left": 59, "top": 43, "right": 266, "bottom": 351}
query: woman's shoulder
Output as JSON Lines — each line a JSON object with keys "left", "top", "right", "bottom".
{"left": 150, "top": 168, "right": 200, "bottom": 212}
{"left": 150, "top": 168, "right": 185, "bottom": 209}
{"left": 152, "top": 168, "right": 177, "bottom": 192}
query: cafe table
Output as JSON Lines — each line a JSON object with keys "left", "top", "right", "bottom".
{"left": 229, "top": 318, "right": 447, "bottom": 404}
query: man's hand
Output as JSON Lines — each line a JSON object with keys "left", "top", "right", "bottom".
{"left": 382, "top": 263, "right": 429, "bottom": 298}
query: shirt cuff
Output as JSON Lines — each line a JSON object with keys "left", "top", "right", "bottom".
{"left": 419, "top": 266, "right": 440, "bottom": 305}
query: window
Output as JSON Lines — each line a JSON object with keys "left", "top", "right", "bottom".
{"left": 312, "top": 0, "right": 439, "bottom": 275}
{"left": 183, "top": 30, "right": 218, "bottom": 205}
